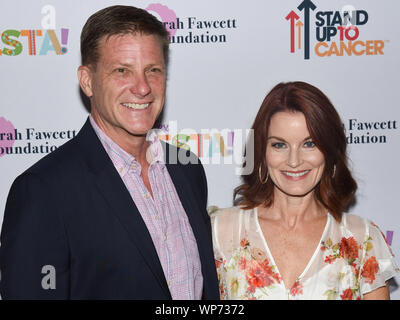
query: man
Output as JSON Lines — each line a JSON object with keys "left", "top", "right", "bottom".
{"left": 0, "top": 5, "right": 219, "bottom": 299}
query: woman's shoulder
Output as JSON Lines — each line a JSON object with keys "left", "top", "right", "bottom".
{"left": 342, "top": 212, "right": 368, "bottom": 226}
{"left": 208, "top": 206, "right": 240, "bottom": 223}
{"left": 208, "top": 205, "right": 240, "bottom": 216}
{"left": 341, "top": 212, "right": 385, "bottom": 239}
{"left": 208, "top": 205, "right": 256, "bottom": 218}
{"left": 208, "top": 205, "right": 256, "bottom": 225}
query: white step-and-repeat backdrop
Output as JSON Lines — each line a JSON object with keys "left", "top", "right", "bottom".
{"left": 1, "top": 0, "right": 399, "bottom": 299}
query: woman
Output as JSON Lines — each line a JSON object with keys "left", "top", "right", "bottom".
{"left": 210, "top": 81, "right": 399, "bottom": 300}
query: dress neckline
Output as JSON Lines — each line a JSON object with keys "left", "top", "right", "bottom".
{"left": 253, "top": 207, "right": 331, "bottom": 292}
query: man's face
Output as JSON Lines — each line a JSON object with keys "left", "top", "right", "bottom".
{"left": 78, "top": 33, "right": 166, "bottom": 149}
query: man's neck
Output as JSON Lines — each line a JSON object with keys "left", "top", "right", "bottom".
{"left": 89, "top": 114, "right": 151, "bottom": 166}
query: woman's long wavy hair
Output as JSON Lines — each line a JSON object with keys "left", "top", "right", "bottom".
{"left": 234, "top": 81, "right": 357, "bottom": 222}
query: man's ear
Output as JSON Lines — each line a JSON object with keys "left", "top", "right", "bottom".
{"left": 78, "top": 65, "right": 93, "bottom": 98}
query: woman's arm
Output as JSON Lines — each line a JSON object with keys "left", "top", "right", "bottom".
{"left": 363, "top": 282, "right": 390, "bottom": 300}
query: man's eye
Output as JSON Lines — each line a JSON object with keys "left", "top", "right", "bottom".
{"left": 150, "top": 67, "right": 162, "bottom": 73}
{"left": 116, "top": 68, "right": 126, "bottom": 73}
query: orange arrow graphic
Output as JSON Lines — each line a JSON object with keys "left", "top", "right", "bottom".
{"left": 296, "top": 21, "right": 304, "bottom": 49}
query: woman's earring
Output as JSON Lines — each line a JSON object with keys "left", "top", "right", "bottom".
{"left": 258, "top": 166, "right": 269, "bottom": 184}
{"left": 332, "top": 165, "right": 336, "bottom": 178}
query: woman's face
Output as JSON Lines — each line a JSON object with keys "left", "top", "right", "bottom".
{"left": 265, "top": 111, "right": 325, "bottom": 197}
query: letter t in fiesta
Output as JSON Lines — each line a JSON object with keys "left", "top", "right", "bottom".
{"left": 20, "top": 30, "right": 43, "bottom": 55}
{"left": 297, "top": 0, "right": 316, "bottom": 60}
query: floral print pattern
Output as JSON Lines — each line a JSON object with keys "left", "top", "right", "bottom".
{"left": 319, "top": 229, "right": 392, "bottom": 300}
{"left": 361, "top": 256, "right": 379, "bottom": 284}
{"left": 211, "top": 209, "right": 399, "bottom": 300}
{"left": 216, "top": 235, "right": 282, "bottom": 299}
{"left": 320, "top": 235, "right": 370, "bottom": 300}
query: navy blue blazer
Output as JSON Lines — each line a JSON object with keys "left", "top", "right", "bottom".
{"left": 0, "top": 119, "right": 219, "bottom": 299}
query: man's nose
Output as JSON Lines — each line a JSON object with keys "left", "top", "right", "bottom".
{"left": 129, "top": 72, "right": 151, "bottom": 97}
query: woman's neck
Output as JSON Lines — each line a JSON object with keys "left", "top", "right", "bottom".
{"left": 258, "top": 189, "right": 327, "bottom": 229}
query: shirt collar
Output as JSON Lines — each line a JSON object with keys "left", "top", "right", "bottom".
{"left": 89, "top": 116, "right": 165, "bottom": 177}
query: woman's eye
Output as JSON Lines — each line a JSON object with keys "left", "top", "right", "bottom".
{"left": 304, "top": 140, "right": 315, "bottom": 148}
{"left": 271, "top": 142, "right": 286, "bottom": 149}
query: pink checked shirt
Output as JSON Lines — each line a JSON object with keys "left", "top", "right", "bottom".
{"left": 89, "top": 116, "right": 203, "bottom": 299}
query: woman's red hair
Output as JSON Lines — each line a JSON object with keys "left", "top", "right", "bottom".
{"left": 234, "top": 81, "right": 357, "bottom": 222}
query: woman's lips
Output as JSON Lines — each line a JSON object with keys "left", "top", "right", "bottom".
{"left": 281, "top": 170, "right": 311, "bottom": 180}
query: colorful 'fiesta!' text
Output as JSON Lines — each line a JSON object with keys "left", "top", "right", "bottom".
{"left": 286, "top": 0, "right": 386, "bottom": 59}
{"left": 0, "top": 5, "right": 68, "bottom": 56}
{"left": 0, "top": 28, "right": 69, "bottom": 56}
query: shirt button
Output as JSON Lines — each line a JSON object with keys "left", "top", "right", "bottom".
{"left": 164, "top": 234, "right": 167, "bottom": 241}
{"left": 167, "top": 280, "right": 171, "bottom": 287}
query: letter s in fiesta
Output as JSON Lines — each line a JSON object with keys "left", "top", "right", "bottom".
{"left": 1, "top": 30, "right": 22, "bottom": 56}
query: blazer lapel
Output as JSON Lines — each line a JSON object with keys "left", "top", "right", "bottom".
{"left": 76, "top": 119, "right": 171, "bottom": 298}
{"left": 164, "top": 146, "right": 218, "bottom": 298}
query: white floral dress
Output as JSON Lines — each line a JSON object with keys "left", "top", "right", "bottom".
{"left": 210, "top": 207, "right": 399, "bottom": 300}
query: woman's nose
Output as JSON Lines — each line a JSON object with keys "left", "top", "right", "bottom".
{"left": 287, "top": 148, "right": 302, "bottom": 168}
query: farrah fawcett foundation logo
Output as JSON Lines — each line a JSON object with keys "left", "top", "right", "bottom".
{"left": 0, "top": 117, "right": 77, "bottom": 157}
{"left": 146, "top": 3, "right": 237, "bottom": 44}
{"left": 345, "top": 118, "right": 398, "bottom": 144}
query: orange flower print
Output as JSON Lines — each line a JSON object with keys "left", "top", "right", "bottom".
{"left": 290, "top": 280, "right": 303, "bottom": 296}
{"left": 260, "top": 259, "right": 281, "bottom": 283}
{"left": 246, "top": 260, "right": 274, "bottom": 289}
{"left": 246, "top": 271, "right": 263, "bottom": 289}
{"left": 324, "top": 255, "right": 335, "bottom": 264}
{"left": 340, "top": 288, "right": 353, "bottom": 300}
{"left": 215, "top": 259, "right": 222, "bottom": 269}
{"left": 361, "top": 256, "right": 379, "bottom": 284}
{"left": 240, "top": 238, "right": 249, "bottom": 248}
{"left": 238, "top": 256, "right": 247, "bottom": 271}
{"left": 339, "top": 237, "right": 359, "bottom": 262}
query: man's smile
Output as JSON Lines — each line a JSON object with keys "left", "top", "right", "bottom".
{"left": 121, "top": 102, "right": 150, "bottom": 110}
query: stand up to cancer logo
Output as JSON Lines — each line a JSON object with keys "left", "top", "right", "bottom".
{"left": 285, "top": 0, "right": 386, "bottom": 59}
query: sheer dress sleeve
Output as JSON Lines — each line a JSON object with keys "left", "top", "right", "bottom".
{"left": 209, "top": 207, "right": 242, "bottom": 299}
{"left": 359, "top": 219, "right": 399, "bottom": 295}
